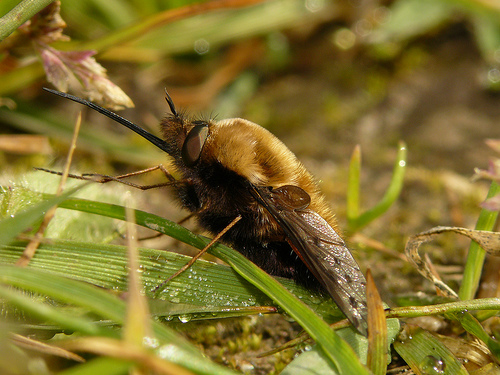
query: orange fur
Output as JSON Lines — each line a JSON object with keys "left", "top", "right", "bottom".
{"left": 202, "top": 118, "right": 339, "bottom": 234}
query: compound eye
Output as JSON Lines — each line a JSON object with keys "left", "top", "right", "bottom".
{"left": 181, "top": 124, "right": 209, "bottom": 166}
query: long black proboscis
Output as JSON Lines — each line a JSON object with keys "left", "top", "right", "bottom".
{"left": 43, "top": 88, "right": 170, "bottom": 153}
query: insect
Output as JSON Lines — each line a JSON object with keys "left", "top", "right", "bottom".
{"left": 43, "top": 87, "right": 369, "bottom": 335}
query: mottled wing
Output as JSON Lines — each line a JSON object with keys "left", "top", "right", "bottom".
{"left": 253, "top": 186, "right": 368, "bottom": 335}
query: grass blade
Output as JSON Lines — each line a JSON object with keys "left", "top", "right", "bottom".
{"left": 394, "top": 326, "right": 468, "bottom": 375}
{"left": 459, "top": 181, "right": 500, "bottom": 300}
{"left": 0, "top": 265, "right": 238, "bottom": 375}
{"left": 0, "top": 184, "right": 85, "bottom": 247}
{"left": 53, "top": 196, "right": 369, "bottom": 373}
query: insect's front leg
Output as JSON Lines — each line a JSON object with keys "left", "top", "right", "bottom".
{"left": 36, "top": 164, "right": 182, "bottom": 190}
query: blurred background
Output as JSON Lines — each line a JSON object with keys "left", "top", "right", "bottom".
{"left": 1, "top": 0, "right": 500, "bottom": 369}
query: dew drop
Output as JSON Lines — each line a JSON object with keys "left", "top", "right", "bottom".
{"left": 488, "top": 68, "right": 500, "bottom": 84}
{"left": 308, "top": 294, "right": 322, "bottom": 304}
{"left": 194, "top": 39, "right": 210, "bottom": 55}
{"left": 143, "top": 336, "right": 159, "bottom": 349}
{"left": 178, "top": 314, "right": 192, "bottom": 323}
{"left": 305, "top": 0, "right": 325, "bottom": 13}
{"left": 420, "top": 355, "right": 445, "bottom": 375}
{"left": 157, "top": 344, "right": 179, "bottom": 359}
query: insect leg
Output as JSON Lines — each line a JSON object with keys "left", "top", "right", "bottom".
{"left": 153, "top": 215, "right": 242, "bottom": 295}
{"left": 36, "top": 165, "right": 181, "bottom": 190}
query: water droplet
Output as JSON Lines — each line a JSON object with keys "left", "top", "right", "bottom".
{"left": 305, "top": 0, "right": 325, "bottom": 13}
{"left": 420, "top": 355, "right": 445, "bottom": 374}
{"left": 194, "top": 39, "right": 210, "bottom": 55}
{"left": 178, "top": 314, "right": 192, "bottom": 323}
{"left": 487, "top": 68, "right": 500, "bottom": 84}
{"left": 332, "top": 28, "right": 356, "bottom": 50}
{"left": 157, "top": 344, "right": 179, "bottom": 359}
{"left": 239, "top": 361, "right": 255, "bottom": 372}
{"left": 354, "top": 19, "right": 373, "bottom": 37}
{"left": 143, "top": 336, "right": 159, "bottom": 348}
{"left": 308, "top": 294, "right": 322, "bottom": 304}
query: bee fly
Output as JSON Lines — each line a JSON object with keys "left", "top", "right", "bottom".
{"left": 43, "top": 87, "right": 369, "bottom": 335}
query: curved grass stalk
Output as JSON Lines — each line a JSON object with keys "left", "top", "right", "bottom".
{"left": 347, "top": 141, "right": 407, "bottom": 232}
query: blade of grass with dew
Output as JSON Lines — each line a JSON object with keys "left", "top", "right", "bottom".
{"left": 44, "top": 196, "right": 369, "bottom": 373}
{"left": 0, "top": 265, "right": 239, "bottom": 375}
{"left": 455, "top": 311, "right": 500, "bottom": 359}
{"left": 50, "top": 196, "right": 341, "bottom": 315}
{"left": 459, "top": 181, "right": 500, "bottom": 301}
{"left": 0, "top": 283, "right": 112, "bottom": 337}
{"left": 0, "top": 239, "right": 322, "bottom": 322}
{"left": 0, "top": 184, "right": 86, "bottom": 247}
{"left": 394, "top": 326, "right": 468, "bottom": 375}
{"left": 347, "top": 142, "right": 407, "bottom": 232}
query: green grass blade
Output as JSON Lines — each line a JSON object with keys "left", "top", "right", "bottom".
{"left": 389, "top": 297, "right": 500, "bottom": 318}
{"left": 0, "top": 239, "right": 339, "bottom": 322}
{"left": 3, "top": 190, "right": 377, "bottom": 372}
{"left": 0, "top": 265, "right": 238, "bottom": 375}
{"left": 459, "top": 181, "right": 500, "bottom": 300}
{"left": 209, "top": 244, "right": 370, "bottom": 374}
{"left": 456, "top": 312, "right": 500, "bottom": 359}
{"left": 394, "top": 327, "right": 468, "bottom": 375}
{"left": 0, "top": 282, "right": 109, "bottom": 337}
{"left": 54, "top": 197, "right": 369, "bottom": 374}
{"left": 0, "top": 184, "right": 85, "bottom": 247}
{"left": 348, "top": 142, "right": 407, "bottom": 232}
